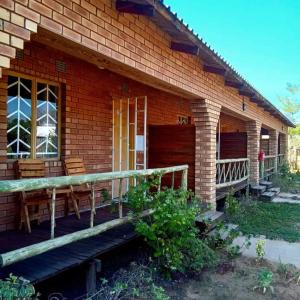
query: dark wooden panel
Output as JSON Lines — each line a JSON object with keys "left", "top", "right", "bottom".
{"left": 148, "top": 125, "right": 195, "bottom": 191}
{"left": 220, "top": 132, "right": 247, "bottom": 159}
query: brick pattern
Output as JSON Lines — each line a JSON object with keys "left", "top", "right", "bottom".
{"left": 191, "top": 100, "right": 221, "bottom": 208}
{"left": 0, "top": 0, "right": 289, "bottom": 133}
{"left": 0, "top": 41, "right": 193, "bottom": 231}
{"left": 246, "top": 120, "right": 261, "bottom": 185}
{"left": 269, "top": 129, "right": 279, "bottom": 171}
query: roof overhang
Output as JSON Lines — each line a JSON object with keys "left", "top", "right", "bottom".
{"left": 116, "top": 0, "right": 295, "bottom": 128}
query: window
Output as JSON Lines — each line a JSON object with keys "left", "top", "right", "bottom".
{"left": 7, "top": 74, "right": 60, "bottom": 159}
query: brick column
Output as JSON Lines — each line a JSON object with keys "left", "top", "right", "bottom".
{"left": 246, "top": 120, "right": 261, "bottom": 185}
{"left": 269, "top": 129, "right": 279, "bottom": 172}
{"left": 191, "top": 99, "right": 221, "bottom": 210}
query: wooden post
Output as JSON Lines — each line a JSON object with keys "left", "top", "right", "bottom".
{"left": 90, "top": 183, "right": 96, "bottom": 228}
{"left": 118, "top": 178, "right": 123, "bottom": 218}
{"left": 157, "top": 175, "right": 162, "bottom": 192}
{"left": 171, "top": 172, "right": 175, "bottom": 189}
{"left": 181, "top": 168, "right": 188, "bottom": 190}
{"left": 85, "top": 259, "right": 102, "bottom": 296}
{"left": 51, "top": 188, "right": 56, "bottom": 239}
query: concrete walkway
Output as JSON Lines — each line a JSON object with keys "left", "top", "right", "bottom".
{"left": 233, "top": 236, "right": 300, "bottom": 267}
{"left": 272, "top": 192, "right": 300, "bottom": 204}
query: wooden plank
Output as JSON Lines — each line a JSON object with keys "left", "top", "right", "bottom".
{"left": 203, "top": 65, "right": 226, "bottom": 76}
{"left": 0, "top": 209, "right": 153, "bottom": 267}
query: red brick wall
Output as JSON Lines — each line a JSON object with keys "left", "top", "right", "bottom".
{"left": 0, "top": 41, "right": 193, "bottom": 231}
{"left": 0, "top": 0, "right": 289, "bottom": 135}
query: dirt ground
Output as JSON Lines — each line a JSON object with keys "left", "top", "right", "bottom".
{"left": 165, "top": 256, "right": 300, "bottom": 300}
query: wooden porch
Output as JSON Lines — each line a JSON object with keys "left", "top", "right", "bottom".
{"left": 0, "top": 207, "right": 136, "bottom": 283}
{"left": 0, "top": 165, "right": 188, "bottom": 283}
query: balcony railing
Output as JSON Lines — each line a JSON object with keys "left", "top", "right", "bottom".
{"left": 259, "top": 155, "right": 278, "bottom": 180}
{"left": 216, "top": 158, "right": 249, "bottom": 188}
{"left": 0, "top": 165, "right": 188, "bottom": 267}
{"left": 277, "top": 153, "right": 285, "bottom": 167}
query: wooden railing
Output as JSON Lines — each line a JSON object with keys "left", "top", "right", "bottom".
{"left": 0, "top": 165, "right": 188, "bottom": 267}
{"left": 260, "top": 155, "right": 276, "bottom": 180}
{"left": 277, "top": 154, "right": 285, "bottom": 167}
{"left": 216, "top": 158, "right": 249, "bottom": 188}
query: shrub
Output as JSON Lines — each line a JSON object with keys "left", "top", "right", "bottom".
{"left": 91, "top": 263, "right": 169, "bottom": 300}
{"left": 256, "top": 239, "right": 266, "bottom": 262}
{"left": 225, "top": 190, "right": 240, "bottom": 217}
{"left": 253, "top": 269, "right": 274, "bottom": 294}
{"left": 127, "top": 177, "right": 218, "bottom": 276}
{"left": 0, "top": 274, "right": 38, "bottom": 300}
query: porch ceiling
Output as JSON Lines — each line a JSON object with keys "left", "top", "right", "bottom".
{"left": 117, "top": 0, "right": 295, "bottom": 128}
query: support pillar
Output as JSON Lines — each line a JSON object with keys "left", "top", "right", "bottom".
{"left": 191, "top": 99, "right": 221, "bottom": 210}
{"left": 246, "top": 120, "right": 261, "bottom": 185}
{"left": 269, "top": 129, "right": 279, "bottom": 172}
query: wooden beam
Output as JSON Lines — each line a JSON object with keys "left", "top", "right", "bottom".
{"left": 0, "top": 165, "right": 188, "bottom": 193}
{"left": 203, "top": 65, "right": 226, "bottom": 76}
{"left": 170, "top": 41, "right": 199, "bottom": 55}
{"left": 239, "top": 90, "right": 254, "bottom": 97}
{"left": 116, "top": 0, "right": 154, "bottom": 16}
{"left": 225, "top": 80, "right": 243, "bottom": 89}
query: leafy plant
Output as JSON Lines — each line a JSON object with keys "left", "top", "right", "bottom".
{"left": 127, "top": 177, "right": 218, "bottom": 276}
{"left": 101, "top": 188, "right": 110, "bottom": 203}
{"left": 90, "top": 263, "right": 169, "bottom": 300}
{"left": 253, "top": 270, "right": 274, "bottom": 294}
{"left": 225, "top": 191, "right": 240, "bottom": 217}
{"left": 0, "top": 274, "right": 38, "bottom": 300}
{"left": 256, "top": 239, "right": 266, "bottom": 262}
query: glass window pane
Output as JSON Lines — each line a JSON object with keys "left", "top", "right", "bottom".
{"left": 36, "top": 83, "right": 59, "bottom": 158}
{"left": 7, "top": 76, "right": 32, "bottom": 159}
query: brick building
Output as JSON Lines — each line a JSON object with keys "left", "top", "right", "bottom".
{"left": 0, "top": 0, "right": 294, "bottom": 232}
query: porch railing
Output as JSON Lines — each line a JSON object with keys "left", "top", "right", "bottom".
{"left": 260, "top": 155, "right": 276, "bottom": 180}
{"left": 277, "top": 153, "right": 285, "bottom": 167}
{"left": 0, "top": 165, "right": 188, "bottom": 267}
{"left": 216, "top": 158, "right": 249, "bottom": 188}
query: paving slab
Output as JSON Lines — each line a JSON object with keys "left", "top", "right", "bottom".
{"left": 233, "top": 236, "right": 300, "bottom": 267}
{"left": 278, "top": 192, "right": 300, "bottom": 200}
{"left": 272, "top": 197, "right": 300, "bottom": 204}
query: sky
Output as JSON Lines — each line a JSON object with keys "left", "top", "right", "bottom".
{"left": 164, "top": 0, "right": 300, "bottom": 114}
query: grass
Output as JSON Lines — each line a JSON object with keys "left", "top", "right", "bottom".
{"left": 231, "top": 201, "right": 300, "bottom": 242}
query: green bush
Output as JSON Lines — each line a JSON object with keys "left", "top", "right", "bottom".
{"left": 224, "top": 191, "right": 240, "bottom": 217}
{"left": 0, "top": 274, "right": 38, "bottom": 300}
{"left": 127, "top": 177, "right": 218, "bottom": 276}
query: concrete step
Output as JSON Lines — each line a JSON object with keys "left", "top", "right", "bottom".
{"left": 208, "top": 224, "right": 239, "bottom": 241}
{"left": 260, "top": 181, "right": 273, "bottom": 188}
{"left": 196, "top": 210, "right": 224, "bottom": 232}
{"left": 260, "top": 191, "right": 277, "bottom": 201}
{"left": 250, "top": 185, "right": 266, "bottom": 196}
{"left": 269, "top": 187, "right": 280, "bottom": 195}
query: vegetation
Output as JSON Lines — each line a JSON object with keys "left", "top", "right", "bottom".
{"left": 253, "top": 270, "right": 274, "bottom": 294}
{"left": 90, "top": 263, "right": 169, "bottom": 300}
{"left": 256, "top": 240, "right": 266, "bottom": 262}
{"left": 230, "top": 200, "right": 300, "bottom": 242}
{"left": 127, "top": 176, "right": 218, "bottom": 276}
{"left": 280, "top": 83, "right": 300, "bottom": 170}
{"left": 0, "top": 274, "right": 38, "bottom": 300}
{"left": 224, "top": 190, "right": 241, "bottom": 217}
